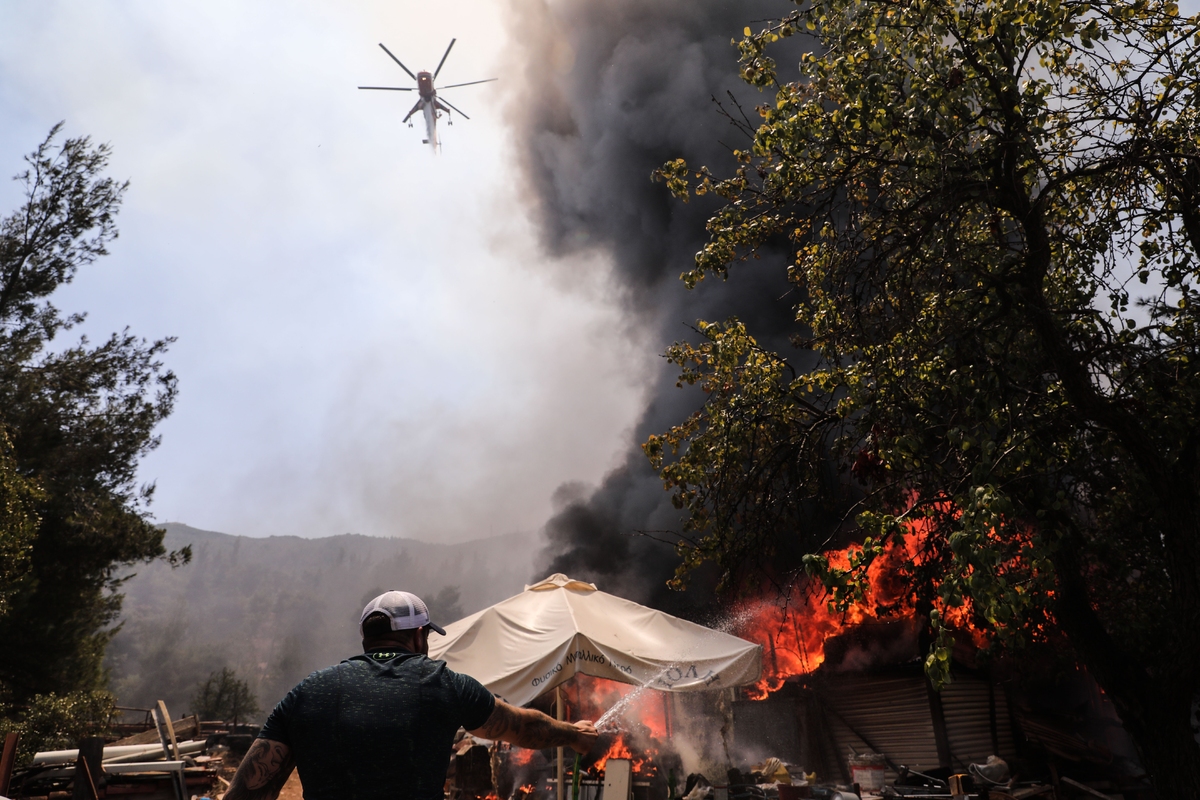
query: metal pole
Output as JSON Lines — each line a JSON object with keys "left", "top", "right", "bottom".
{"left": 556, "top": 685, "right": 565, "bottom": 800}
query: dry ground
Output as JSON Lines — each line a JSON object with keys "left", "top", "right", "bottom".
{"left": 275, "top": 769, "right": 304, "bottom": 800}
{"left": 213, "top": 759, "right": 303, "bottom": 800}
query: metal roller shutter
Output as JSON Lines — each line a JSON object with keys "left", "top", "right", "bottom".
{"left": 821, "top": 675, "right": 942, "bottom": 782}
{"left": 940, "top": 676, "right": 1019, "bottom": 769}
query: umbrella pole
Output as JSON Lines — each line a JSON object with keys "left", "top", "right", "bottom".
{"left": 556, "top": 685, "right": 565, "bottom": 800}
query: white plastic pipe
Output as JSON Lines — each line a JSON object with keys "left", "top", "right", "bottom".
{"left": 104, "top": 740, "right": 205, "bottom": 765}
{"left": 103, "top": 761, "right": 186, "bottom": 774}
{"left": 32, "top": 739, "right": 203, "bottom": 766}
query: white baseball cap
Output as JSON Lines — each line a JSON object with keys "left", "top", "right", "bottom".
{"left": 360, "top": 590, "right": 446, "bottom": 636}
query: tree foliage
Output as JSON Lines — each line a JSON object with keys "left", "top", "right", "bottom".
{"left": 0, "top": 125, "right": 186, "bottom": 717}
{"left": 0, "top": 690, "right": 116, "bottom": 767}
{"left": 0, "top": 430, "right": 39, "bottom": 623}
{"left": 649, "top": 0, "right": 1200, "bottom": 791}
{"left": 192, "top": 668, "right": 261, "bottom": 726}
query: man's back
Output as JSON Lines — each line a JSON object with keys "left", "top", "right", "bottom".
{"left": 259, "top": 649, "right": 495, "bottom": 800}
{"left": 224, "top": 591, "right": 596, "bottom": 800}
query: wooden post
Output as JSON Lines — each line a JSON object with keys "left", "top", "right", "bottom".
{"left": 987, "top": 682, "right": 1001, "bottom": 756}
{"left": 72, "top": 737, "right": 103, "bottom": 800}
{"left": 661, "top": 692, "right": 673, "bottom": 742}
{"left": 156, "top": 700, "right": 181, "bottom": 760}
{"left": 925, "top": 679, "right": 953, "bottom": 769}
{"left": 153, "top": 702, "right": 186, "bottom": 800}
{"left": 0, "top": 731, "right": 20, "bottom": 796}
{"left": 556, "top": 685, "right": 565, "bottom": 800}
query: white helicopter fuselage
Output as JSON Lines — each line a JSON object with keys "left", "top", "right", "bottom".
{"left": 422, "top": 100, "right": 439, "bottom": 152}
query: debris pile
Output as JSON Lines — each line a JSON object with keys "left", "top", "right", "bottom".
{"left": 1, "top": 702, "right": 235, "bottom": 800}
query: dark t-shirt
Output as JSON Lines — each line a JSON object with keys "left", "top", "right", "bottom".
{"left": 258, "top": 649, "right": 496, "bottom": 800}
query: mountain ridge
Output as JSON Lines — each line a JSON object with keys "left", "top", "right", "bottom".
{"left": 107, "top": 523, "right": 541, "bottom": 719}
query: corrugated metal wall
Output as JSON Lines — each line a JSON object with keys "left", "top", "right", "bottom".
{"left": 822, "top": 674, "right": 942, "bottom": 781}
{"left": 805, "top": 671, "right": 1018, "bottom": 783}
{"left": 940, "top": 677, "right": 1019, "bottom": 768}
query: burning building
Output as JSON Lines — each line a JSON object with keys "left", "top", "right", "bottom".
{"left": 707, "top": 530, "right": 1148, "bottom": 795}
{"left": 455, "top": 547, "right": 1149, "bottom": 799}
{"left": 429, "top": 565, "right": 1145, "bottom": 798}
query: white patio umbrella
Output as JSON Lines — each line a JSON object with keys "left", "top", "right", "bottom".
{"left": 428, "top": 573, "right": 762, "bottom": 706}
{"left": 428, "top": 574, "right": 762, "bottom": 800}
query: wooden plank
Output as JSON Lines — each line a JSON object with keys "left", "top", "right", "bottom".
{"left": 156, "top": 701, "right": 180, "bottom": 760}
{"left": 1060, "top": 776, "right": 1119, "bottom": 800}
{"left": 102, "top": 761, "right": 186, "bottom": 774}
{"left": 151, "top": 705, "right": 172, "bottom": 762}
{"left": 0, "top": 731, "right": 20, "bottom": 796}
{"left": 152, "top": 703, "right": 186, "bottom": 800}
{"left": 111, "top": 716, "right": 199, "bottom": 747}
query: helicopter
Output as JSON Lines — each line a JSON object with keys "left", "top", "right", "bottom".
{"left": 358, "top": 39, "right": 496, "bottom": 152}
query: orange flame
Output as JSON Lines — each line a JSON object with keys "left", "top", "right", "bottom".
{"left": 731, "top": 516, "right": 997, "bottom": 698}
{"left": 560, "top": 675, "right": 668, "bottom": 776}
{"left": 561, "top": 675, "right": 669, "bottom": 740}
{"left": 591, "top": 732, "right": 659, "bottom": 775}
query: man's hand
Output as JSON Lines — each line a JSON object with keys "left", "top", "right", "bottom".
{"left": 570, "top": 720, "right": 598, "bottom": 755}
{"left": 469, "top": 699, "right": 598, "bottom": 753}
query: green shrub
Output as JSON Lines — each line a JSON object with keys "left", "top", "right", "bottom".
{"left": 0, "top": 689, "right": 116, "bottom": 766}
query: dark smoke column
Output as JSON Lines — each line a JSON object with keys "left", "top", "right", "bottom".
{"left": 505, "top": 0, "right": 801, "bottom": 612}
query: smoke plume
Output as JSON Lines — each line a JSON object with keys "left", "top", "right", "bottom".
{"left": 504, "top": 0, "right": 808, "bottom": 610}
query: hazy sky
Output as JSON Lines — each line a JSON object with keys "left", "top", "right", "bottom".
{"left": 0, "top": 1, "right": 654, "bottom": 542}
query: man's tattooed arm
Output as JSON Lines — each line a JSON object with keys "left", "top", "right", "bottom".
{"left": 223, "top": 738, "right": 296, "bottom": 800}
{"left": 469, "top": 699, "right": 598, "bottom": 753}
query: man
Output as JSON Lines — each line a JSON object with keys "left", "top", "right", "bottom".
{"left": 225, "top": 590, "right": 598, "bottom": 800}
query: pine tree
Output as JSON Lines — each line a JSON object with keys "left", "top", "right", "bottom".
{"left": 0, "top": 125, "right": 187, "bottom": 713}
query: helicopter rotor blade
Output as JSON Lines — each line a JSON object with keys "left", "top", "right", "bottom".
{"left": 358, "top": 86, "right": 416, "bottom": 91}
{"left": 438, "top": 78, "right": 498, "bottom": 89}
{"left": 378, "top": 43, "right": 418, "bottom": 81}
{"left": 437, "top": 96, "right": 470, "bottom": 119}
{"left": 433, "top": 38, "right": 456, "bottom": 80}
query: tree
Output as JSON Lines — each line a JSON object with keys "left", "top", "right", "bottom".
{"left": 428, "top": 585, "right": 465, "bottom": 624}
{"left": 0, "top": 690, "right": 117, "bottom": 767}
{"left": 192, "top": 668, "right": 261, "bottom": 726}
{"left": 0, "top": 430, "right": 39, "bottom": 624}
{"left": 648, "top": 0, "right": 1200, "bottom": 792}
{"left": 0, "top": 125, "right": 186, "bottom": 716}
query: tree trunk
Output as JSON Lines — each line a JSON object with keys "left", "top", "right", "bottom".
{"left": 1052, "top": 542, "right": 1200, "bottom": 796}
{"left": 1059, "top": 642, "right": 1200, "bottom": 795}
{"left": 1111, "top": 683, "right": 1200, "bottom": 798}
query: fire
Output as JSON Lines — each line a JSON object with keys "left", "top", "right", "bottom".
{"left": 560, "top": 674, "right": 669, "bottom": 741}
{"left": 559, "top": 675, "right": 667, "bottom": 776}
{"left": 593, "top": 735, "right": 632, "bottom": 772}
{"left": 731, "top": 516, "right": 996, "bottom": 698}
{"left": 591, "top": 731, "right": 659, "bottom": 775}
{"left": 509, "top": 748, "right": 537, "bottom": 767}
